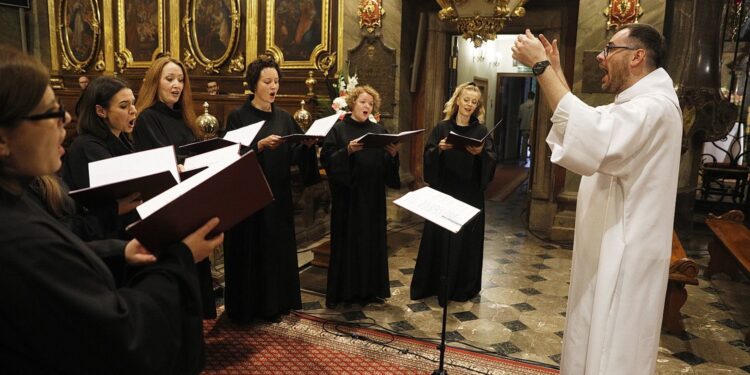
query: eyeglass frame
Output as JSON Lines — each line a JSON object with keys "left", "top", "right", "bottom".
{"left": 602, "top": 44, "right": 638, "bottom": 58}
{"left": 22, "top": 103, "right": 66, "bottom": 122}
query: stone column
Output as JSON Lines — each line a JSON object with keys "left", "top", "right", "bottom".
{"left": 663, "top": 0, "right": 736, "bottom": 232}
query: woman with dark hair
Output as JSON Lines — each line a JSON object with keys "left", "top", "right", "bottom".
{"left": 222, "top": 55, "right": 319, "bottom": 323}
{"left": 0, "top": 44, "right": 222, "bottom": 375}
{"left": 133, "top": 56, "right": 199, "bottom": 161}
{"left": 321, "top": 85, "right": 401, "bottom": 308}
{"left": 62, "top": 76, "right": 141, "bottom": 240}
{"left": 410, "top": 82, "right": 497, "bottom": 306}
{"left": 132, "top": 57, "right": 216, "bottom": 318}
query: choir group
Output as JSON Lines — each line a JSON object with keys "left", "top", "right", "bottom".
{"left": 0, "top": 45, "right": 497, "bottom": 374}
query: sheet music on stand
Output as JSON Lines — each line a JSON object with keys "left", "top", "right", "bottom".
{"left": 393, "top": 187, "right": 480, "bottom": 233}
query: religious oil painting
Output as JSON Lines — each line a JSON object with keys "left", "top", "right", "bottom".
{"left": 194, "top": 0, "right": 233, "bottom": 61}
{"left": 270, "top": 0, "right": 328, "bottom": 66}
{"left": 61, "top": 0, "right": 100, "bottom": 66}
{"left": 124, "top": 0, "right": 159, "bottom": 61}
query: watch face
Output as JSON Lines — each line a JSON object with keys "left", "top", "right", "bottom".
{"left": 533, "top": 61, "right": 549, "bottom": 76}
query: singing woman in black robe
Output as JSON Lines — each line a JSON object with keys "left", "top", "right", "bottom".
{"left": 321, "top": 85, "right": 401, "bottom": 308}
{"left": 223, "top": 55, "right": 319, "bottom": 323}
{"left": 410, "top": 82, "right": 497, "bottom": 306}
{"left": 62, "top": 76, "right": 141, "bottom": 241}
{"left": 131, "top": 57, "right": 217, "bottom": 318}
{"left": 0, "top": 45, "right": 223, "bottom": 375}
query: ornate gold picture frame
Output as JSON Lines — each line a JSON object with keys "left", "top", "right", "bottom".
{"left": 265, "top": 0, "right": 330, "bottom": 69}
{"left": 115, "top": 0, "right": 165, "bottom": 73}
{"left": 57, "top": 0, "right": 101, "bottom": 73}
{"left": 182, "top": 0, "right": 241, "bottom": 74}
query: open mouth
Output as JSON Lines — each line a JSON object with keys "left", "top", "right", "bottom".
{"left": 128, "top": 118, "right": 136, "bottom": 128}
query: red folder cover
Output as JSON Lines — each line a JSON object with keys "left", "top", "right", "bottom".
{"left": 126, "top": 151, "right": 273, "bottom": 250}
{"left": 68, "top": 171, "right": 177, "bottom": 208}
{"left": 357, "top": 129, "right": 424, "bottom": 148}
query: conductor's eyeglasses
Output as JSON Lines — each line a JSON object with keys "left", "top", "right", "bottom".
{"left": 602, "top": 44, "right": 637, "bottom": 58}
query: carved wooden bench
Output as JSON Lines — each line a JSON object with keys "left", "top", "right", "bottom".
{"left": 704, "top": 210, "right": 750, "bottom": 345}
{"left": 662, "top": 231, "right": 699, "bottom": 335}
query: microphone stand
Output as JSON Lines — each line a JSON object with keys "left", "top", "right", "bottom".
{"left": 433, "top": 233, "right": 451, "bottom": 375}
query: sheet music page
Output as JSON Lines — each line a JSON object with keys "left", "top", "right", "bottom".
{"left": 183, "top": 144, "right": 240, "bottom": 171}
{"left": 136, "top": 155, "right": 237, "bottom": 219}
{"left": 397, "top": 129, "right": 424, "bottom": 137}
{"left": 304, "top": 112, "right": 341, "bottom": 137}
{"left": 223, "top": 120, "right": 265, "bottom": 146}
{"left": 88, "top": 146, "right": 179, "bottom": 187}
{"left": 393, "top": 187, "right": 480, "bottom": 233}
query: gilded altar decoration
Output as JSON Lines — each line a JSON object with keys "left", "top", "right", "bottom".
{"left": 316, "top": 51, "right": 336, "bottom": 77}
{"left": 183, "top": 0, "right": 241, "bottom": 74}
{"left": 57, "top": 0, "right": 102, "bottom": 72}
{"left": 266, "top": 0, "right": 331, "bottom": 69}
{"left": 94, "top": 51, "right": 105, "bottom": 71}
{"left": 196, "top": 102, "right": 219, "bottom": 139}
{"left": 358, "top": 0, "right": 384, "bottom": 33}
{"left": 227, "top": 54, "right": 245, "bottom": 73}
{"left": 435, "top": 0, "right": 528, "bottom": 47}
{"left": 116, "top": 0, "right": 165, "bottom": 71}
{"left": 294, "top": 100, "right": 313, "bottom": 130}
{"left": 603, "top": 0, "right": 643, "bottom": 29}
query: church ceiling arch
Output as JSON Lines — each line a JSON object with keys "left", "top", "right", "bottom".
{"left": 57, "top": 0, "right": 101, "bottom": 73}
{"left": 182, "top": 0, "right": 241, "bottom": 74}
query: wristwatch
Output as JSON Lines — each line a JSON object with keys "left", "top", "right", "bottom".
{"left": 532, "top": 60, "right": 551, "bottom": 76}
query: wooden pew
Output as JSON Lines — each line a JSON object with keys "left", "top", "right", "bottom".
{"left": 704, "top": 210, "right": 750, "bottom": 345}
{"left": 663, "top": 231, "right": 699, "bottom": 335}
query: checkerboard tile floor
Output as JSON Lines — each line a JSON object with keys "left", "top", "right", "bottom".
{"left": 220, "top": 184, "right": 750, "bottom": 373}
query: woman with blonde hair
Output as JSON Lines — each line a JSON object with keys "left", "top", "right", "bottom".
{"left": 133, "top": 56, "right": 198, "bottom": 161}
{"left": 321, "top": 84, "right": 400, "bottom": 308}
{"left": 410, "top": 82, "right": 497, "bottom": 306}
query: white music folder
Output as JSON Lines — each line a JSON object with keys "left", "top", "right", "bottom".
{"left": 393, "top": 187, "right": 481, "bottom": 233}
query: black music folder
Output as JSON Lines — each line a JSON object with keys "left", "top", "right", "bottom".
{"left": 126, "top": 151, "right": 274, "bottom": 250}
{"left": 280, "top": 112, "right": 341, "bottom": 143}
{"left": 445, "top": 120, "right": 503, "bottom": 149}
{"left": 355, "top": 129, "right": 424, "bottom": 148}
{"left": 68, "top": 171, "right": 178, "bottom": 208}
{"left": 177, "top": 137, "right": 236, "bottom": 156}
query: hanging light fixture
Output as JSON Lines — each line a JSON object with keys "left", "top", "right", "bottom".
{"left": 436, "top": 0, "right": 528, "bottom": 47}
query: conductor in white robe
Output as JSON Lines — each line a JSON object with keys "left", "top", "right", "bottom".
{"left": 512, "top": 24, "right": 682, "bottom": 374}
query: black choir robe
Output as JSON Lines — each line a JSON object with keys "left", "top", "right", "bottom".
{"left": 131, "top": 102, "right": 216, "bottom": 318}
{"left": 61, "top": 132, "right": 136, "bottom": 241}
{"left": 133, "top": 101, "right": 197, "bottom": 162}
{"left": 0, "top": 187, "right": 204, "bottom": 375}
{"left": 410, "top": 117, "right": 497, "bottom": 306}
{"left": 320, "top": 114, "right": 401, "bottom": 306}
{"left": 222, "top": 97, "right": 320, "bottom": 323}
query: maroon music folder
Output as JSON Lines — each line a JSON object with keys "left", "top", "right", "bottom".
{"left": 68, "top": 171, "right": 177, "bottom": 208}
{"left": 126, "top": 151, "right": 273, "bottom": 250}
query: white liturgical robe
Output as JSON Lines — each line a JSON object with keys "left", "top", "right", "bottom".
{"left": 546, "top": 68, "right": 682, "bottom": 375}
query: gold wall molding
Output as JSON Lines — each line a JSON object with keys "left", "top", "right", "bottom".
{"left": 265, "top": 0, "right": 331, "bottom": 69}
{"left": 603, "top": 0, "right": 643, "bottom": 29}
{"left": 182, "top": 0, "right": 241, "bottom": 75}
{"left": 56, "top": 0, "right": 102, "bottom": 73}
{"left": 115, "top": 0, "right": 165, "bottom": 72}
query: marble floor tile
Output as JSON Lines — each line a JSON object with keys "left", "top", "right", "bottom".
{"left": 258, "top": 188, "right": 750, "bottom": 373}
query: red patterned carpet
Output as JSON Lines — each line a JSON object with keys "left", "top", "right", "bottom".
{"left": 202, "top": 312, "right": 558, "bottom": 374}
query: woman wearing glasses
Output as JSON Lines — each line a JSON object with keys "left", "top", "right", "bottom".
{"left": 0, "top": 45, "right": 222, "bottom": 374}
{"left": 61, "top": 76, "right": 141, "bottom": 242}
